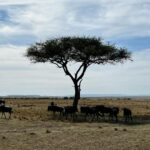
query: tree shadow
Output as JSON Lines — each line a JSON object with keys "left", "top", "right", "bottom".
{"left": 48, "top": 113, "right": 150, "bottom": 125}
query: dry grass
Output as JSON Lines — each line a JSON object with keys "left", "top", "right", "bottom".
{"left": 7, "top": 98, "right": 150, "bottom": 119}
{"left": 0, "top": 98, "right": 150, "bottom": 150}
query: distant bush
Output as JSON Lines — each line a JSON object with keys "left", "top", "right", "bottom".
{"left": 63, "top": 97, "right": 68, "bottom": 100}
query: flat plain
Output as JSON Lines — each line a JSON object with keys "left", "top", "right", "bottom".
{"left": 0, "top": 98, "right": 150, "bottom": 150}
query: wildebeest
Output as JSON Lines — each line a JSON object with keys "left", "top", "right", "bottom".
{"left": 123, "top": 108, "right": 132, "bottom": 122}
{"left": 0, "top": 105, "right": 13, "bottom": 119}
{"left": 109, "top": 107, "right": 119, "bottom": 122}
{"left": 95, "top": 105, "right": 119, "bottom": 122}
{"left": 47, "top": 105, "right": 64, "bottom": 117}
{"left": 63, "top": 106, "right": 77, "bottom": 120}
{"left": 0, "top": 99, "right": 5, "bottom": 106}
{"left": 80, "top": 106, "right": 100, "bottom": 121}
{"left": 80, "top": 106, "right": 90, "bottom": 120}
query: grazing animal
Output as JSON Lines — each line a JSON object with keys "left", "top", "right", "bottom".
{"left": 95, "top": 105, "right": 119, "bottom": 122}
{"left": 47, "top": 105, "right": 64, "bottom": 117}
{"left": 80, "top": 106, "right": 90, "bottom": 120}
{"left": 109, "top": 107, "right": 119, "bottom": 122}
{"left": 123, "top": 108, "right": 132, "bottom": 122}
{"left": 0, "top": 99, "right": 5, "bottom": 106}
{"left": 63, "top": 106, "right": 77, "bottom": 120}
{"left": 95, "top": 105, "right": 105, "bottom": 117}
{"left": 80, "top": 106, "right": 100, "bottom": 121}
{"left": 0, "top": 106, "right": 13, "bottom": 119}
{"left": 95, "top": 106, "right": 112, "bottom": 120}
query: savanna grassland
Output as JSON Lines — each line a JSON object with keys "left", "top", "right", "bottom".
{"left": 0, "top": 98, "right": 150, "bottom": 150}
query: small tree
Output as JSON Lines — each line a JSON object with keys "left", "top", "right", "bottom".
{"left": 26, "top": 37, "right": 131, "bottom": 107}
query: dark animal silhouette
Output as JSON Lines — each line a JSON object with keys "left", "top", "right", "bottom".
{"left": 123, "top": 108, "right": 132, "bottom": 122}
{"left": 97, "top": 106, "right": 111, "bottom": 117}
{"left": 0, "top": 99, "right": 5, "bottom": 106}
{"left": 47, "top": 105, "right": 64, "bottom": 117}
{"left": 80, "top": 106, "right": 100, "bottom": 121}
{"left": 80, "top": 106, "right": 90, "bottom": 120}
{"left": 0, "top": 106, "right": 13, "bottom": 119}
{"left": 63, "top": 106, "right": 77, "bottom": 120}
{"left": 95, "top": 105, "right": 119, "bottom": 122}
{"left": 109, "top": 107, "right": 119, "bottom": 122}
{"left": 95, "top": 105, "right": 105, "bottom": 116}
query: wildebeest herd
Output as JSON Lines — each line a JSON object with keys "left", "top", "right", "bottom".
{"left": 0, "top": 99, "right": 13, "bottom": 119}
{"left": 48, "top": 102, "right": 133, "bottom": 123}
{"left": 0, "top": 99, "right": 132, "bottom": 123}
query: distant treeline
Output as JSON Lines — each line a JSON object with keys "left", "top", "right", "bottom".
{"left": 0, "top": 96, "right": 75, "bottom": 100}
{"left": 1, "top": 96, "right": 149, "bottom": 100}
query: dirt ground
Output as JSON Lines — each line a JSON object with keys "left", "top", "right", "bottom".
{"left": 0, "top": 99, "right": 150, "bottom": 150}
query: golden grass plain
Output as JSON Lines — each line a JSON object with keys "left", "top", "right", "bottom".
{"left": 0, "top": 98, "right": 150, "bottom": 150}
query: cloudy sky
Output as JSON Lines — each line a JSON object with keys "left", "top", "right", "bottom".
{"left": 0, "top": 0, "right": 150, "bottom": 96}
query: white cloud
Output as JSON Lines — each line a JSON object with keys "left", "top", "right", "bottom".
{"left": 0, "top": 45, "right": 73, "bottom": 96}
{"left": 0, "top": 1, "right": 150, "bottom": 96}
{"left": 0, "top": 0, "right": 150, "bottom": 41}
{"left": 0, "top": 25, "right": 29, "bottom": 37}
{"left": 83, "top": 49, "right": 150, "bottom": 96}
{"left": 0, "top": 45, "right": 150, "bottom": 96}
{"left": 0, "top": 0, "right": 49, "bottom": 5}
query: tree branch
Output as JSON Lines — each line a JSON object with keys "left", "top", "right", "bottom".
{"left": 75, "top": 63, "right": 84, "bottom": 79}
{"left": 52, "top": 62, "right": 63, "bottom": 68}
{"left": 78, "top": 79, "right": 83, "bottom": 88}
{"left": 77, "top": 63, "right": 87, "bottom": 82}
{"left": 62, "top": 63, "right": 75, "bottom": 82}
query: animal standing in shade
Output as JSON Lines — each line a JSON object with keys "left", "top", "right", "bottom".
{"left": 0, "top": 105, "right": 13, "bottom": 119}
{"left": 123, "top": 108, "right": 132, "bottom": 122}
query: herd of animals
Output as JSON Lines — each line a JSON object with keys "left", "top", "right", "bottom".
{"left": 0, "top": 99, "right": 132, "bottom": 123}
{"left": 48, "top": 102, "right": 133, "bottom": 123}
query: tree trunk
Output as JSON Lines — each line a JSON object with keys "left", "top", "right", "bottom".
{"left": 73, "top": 81, "right": 80, "bottom": 108}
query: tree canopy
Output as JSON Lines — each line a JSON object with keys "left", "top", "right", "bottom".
{"left": 27, "top": 37, "right": 130, "bottom": 65}
{"left": 26, "top": 36, "right": 131, "bottom": 107}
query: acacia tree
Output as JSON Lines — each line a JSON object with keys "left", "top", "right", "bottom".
{"left": 26, "top": 37, "right": 131, "bottom": 107}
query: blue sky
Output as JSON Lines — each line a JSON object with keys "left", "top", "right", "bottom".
{"left": 0, "top": 0, "right": 150, "bottom": 96}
